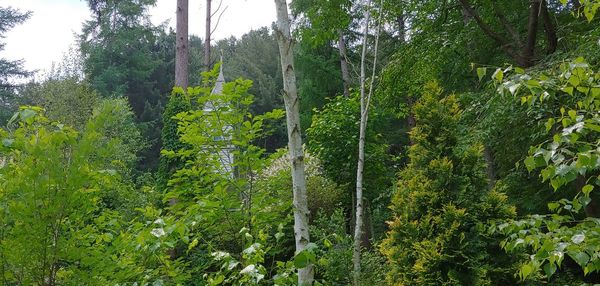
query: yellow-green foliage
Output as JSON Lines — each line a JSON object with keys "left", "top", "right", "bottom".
{"left": 381, "top": 82, "right": 517, "bottom": 285}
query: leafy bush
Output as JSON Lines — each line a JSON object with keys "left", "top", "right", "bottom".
{"left": 310, "top": 209, "right": 388, "bottom": 285}
{"left": 492, "top": 57, "right": 600, "bottom": 280}
{"left": 0, "top": 107, "right": 142, "bottom": 284}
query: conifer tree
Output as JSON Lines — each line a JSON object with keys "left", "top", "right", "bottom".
{"left": 381, "top": 82, "right": 517, "bottom": 285}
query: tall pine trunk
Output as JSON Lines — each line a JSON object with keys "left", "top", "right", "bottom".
{"left": 204, "top": 0, "right": 212, "bottom": 71}
{"left": 273, "top": 0, "right": 313, "bottom": 284}
{"left": 175, "top": 0, "right": 189, "bottom": 89}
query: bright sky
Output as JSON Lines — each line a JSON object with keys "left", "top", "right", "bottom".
{"left": 1, "top": 0, "right": 276, "bottom": 74}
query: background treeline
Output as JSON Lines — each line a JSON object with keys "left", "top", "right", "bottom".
{"left": 0, "top": 0, "right": 599, "bottom": 285}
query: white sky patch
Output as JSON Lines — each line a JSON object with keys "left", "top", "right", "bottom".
{"left": 2, "top": 0, "right": 276, "bottom": 75}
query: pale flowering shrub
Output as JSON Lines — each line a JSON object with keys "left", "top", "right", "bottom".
{"left": 258, "top": 148, "right": 346, "bottom": 220}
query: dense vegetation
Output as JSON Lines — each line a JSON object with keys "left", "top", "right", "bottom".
{"left": 0, "top": 0, "right": 599, "bottom": 285}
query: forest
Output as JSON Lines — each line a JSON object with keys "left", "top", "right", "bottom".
{"left": 0, "top": 0, "right": 600, "bottom": 285}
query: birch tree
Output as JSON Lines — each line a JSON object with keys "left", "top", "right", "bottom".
{"left": 353, "top": 0, "right": 382, "bottom": 284}
{"left": 176, "top": 0, "right": 188, "bottom": 88}
{"left": 273, "top": 0, "right": 314, "bottom": 284}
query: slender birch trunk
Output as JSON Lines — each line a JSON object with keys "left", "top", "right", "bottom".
{"left": 175, "top": 0, "right": 189, "bottom": 89}
{"left": 273, "top": 1, "right": 313, "bottom": 285}
{"left": 353, "top": 0, "right": 381, "bottom": 284}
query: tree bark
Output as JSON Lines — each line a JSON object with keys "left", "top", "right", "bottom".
{"left": 458, "top": 0, "right": 520, "bottom": 63}
{"left": 406, "top": 95, "right": 416, "bottom": 145}
{"left": 205, "top": 0, "right": 212, "bottom": 71}
{"left": 273, "top": 1, "right": 313, "bottom": 284}
{"left": 483, "top": 145, "right": 497, "bottom": 189}
{"left": 521, "top": 0, "right": 541, "bottom": 67}
{"left": 338, "top": 30, "right": 351, "bottom": 98}
{"left": 540, "top": 0, "right": 557, "bottom": 55}
{"left": 175, "top": 0, "right": 189, "bottom": 89}
{"left": 397, "top": 10, "right": 406, "bottom": 43}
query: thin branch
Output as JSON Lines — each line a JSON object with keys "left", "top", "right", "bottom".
{"left": 491, "top": 1, "right": 522, "bottom": 48}
{"left": 211, "top": 0, "right": 224, "bottom": 18}
{"left": 366, "top": 1, "right": 383, "bottom": 120}
{"left": 210, "top": 6, "right": 228, "bottom": 36}
{"left": 458, "top": 0, "right": 519, "bottom": 59}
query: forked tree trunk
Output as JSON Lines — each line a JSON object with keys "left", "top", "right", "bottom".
{"left": 175, "top": 0, "right": 189, "bottom": 89}
{"left": 520, "top": 0, "right": 541, "bottom": 67}
{"left": 353, "top": 0, "right": 381, "bottom": 284}
{"left": 273, "top": 0, "right": 314, "bottom": 285}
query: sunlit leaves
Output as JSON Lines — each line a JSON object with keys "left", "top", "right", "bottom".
{"left": 496, "top": 57, "right": 600, "bottom": 279}
{"left": 477, "top": 67, "right": 487, "bottom": 81}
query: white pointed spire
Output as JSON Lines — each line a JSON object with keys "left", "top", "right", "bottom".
{"left": 211, "top": 50, "right": 225, "bottom": 95}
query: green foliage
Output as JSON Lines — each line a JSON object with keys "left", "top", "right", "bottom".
{"left": 258, "top": 148, "right": 345, "bottom": 222}
{"left": 157, "top": 91, "right": 191, "bottom": 192}
{"left": 494, "top": 57, "right": 600, "bottom": 280}
{"left": 291, "top": 0, "right": 353, "bottom": 46}
{"left": 295, "top": 40, "right": 345, "bottom": 129}
{"left": 157, "top": 65, "right": 292, "bottom": 281}
{"left": 79, "top": 0, "right": 175, "bottom": 171}
{"left": 212, "top": 28, "right": 286, "bottom": 152}
{"left": 382, "top": 82, "right": 517, "bottom": 285}
{"left": 307, "top": 94, "right": 391, "bottom": 199}
{"left": 203, "top": 227, "right": 300, "bottom": 285}
{"left": 88, "top": 98, "right": 144, "bottom": 175}
{"left": 0, "top": 107, "right": 142, "bottom": 284}
{"left": 310, "top": 209, "right": 389, "bottom": 285}
{"left": 23, "top": 78, "right": 99, "bottom": 130}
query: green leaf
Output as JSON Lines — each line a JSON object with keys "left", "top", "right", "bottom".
{"left": 548, "top": 202, "right": 560, "bottom": 211}
{"left": 294, "top": 251, "right": 309, "bottom": 268}
{"left": 592, "top": 87, "right": 600, "bottom": 97}
{"left": 524, "top": 156, "right": 536, "bottom": 171}
{"left": 477, "top": 67, "right": 487, "bottom": 81}
{"left": 569, "top": 251, "right": 590, "bottom": 267}
{"left": 582, "top": 184, "right": 594, "bottom": 196}
{"left": 585, "top": 123, "right": 600, "bottom": 132}
{"left": 493, "top": 68, "right": 504, "bottom": 82}
{"left": 568, "top": 75, "right": 581, "bottom": 87}
{"left": 324, "top": 238, "right": 333, "bottom": 249}
{"left": 568, "top": 110, "right": 577, "bottom": 120}
{"left": 543, "top": 263, "right": 557, "bottom": 278}
{"left": 545, "top": 118, "right": 555, "bottom": 132}
{"left": 521, "top": 263, "right": 534, "bottom": 279}
{"left": 562, "top": 86, "right": 574, "bottom": 96}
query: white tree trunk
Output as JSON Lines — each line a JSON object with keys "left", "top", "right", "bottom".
{"left": 175, "top": 0, "right": 189, "bottom": 89}
{"left": 273, "top": 1, "right": 313, "bottom": 285}
{"left": 353, "top": 0, "right": 381, "bottom": 284}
